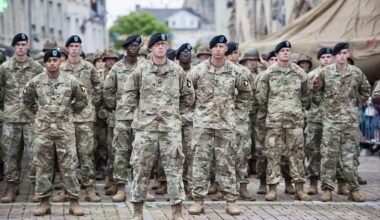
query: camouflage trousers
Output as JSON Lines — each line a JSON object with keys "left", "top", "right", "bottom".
{"left": 192, "top": 128, "right": 238, "bottom": 201}
{"left": 182, "top": 123, "right": 193, "bottom": 187}
{"left": 74, "top": 122, "right": 96, "bottom": 187}
{"left": 321, "top": 124, "right": 360, "bottom": 191}
{"left": 130, "top": 130, "right": 185, "bottom": 205}
{"left": 106, "top": 125, "right": 114, "bottom": 180}
{"left": 266, "top": 128, "right": 306, "bottom": 185}
{"left": 34, "top": 130, "right": 80, "bottom": 199}
{"left": 94, "top": 119, "right": 108, "bottom": 175}
{"left": 112, "top": 120, "right": 133, "bottom": 183}
{"left": 1, "top": 122, "right": 35, "bottom": 184}
{"left": 305, "top": 122, "right": 345, "bottom": 180}
{"left": 235, "top": 123, "right": 251, "bottom": 184}
{"left": 255, "top": 124, "right": 292, "bottom": 180}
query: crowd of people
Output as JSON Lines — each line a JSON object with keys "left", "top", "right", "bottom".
{"left": 0, "top": 32, "right": 372, "bottom": 219}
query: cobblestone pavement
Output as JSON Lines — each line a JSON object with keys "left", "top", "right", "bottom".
{"left": 0, "top": 154, "right": 379, "bottom": 220}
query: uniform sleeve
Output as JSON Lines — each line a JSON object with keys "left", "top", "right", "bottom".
{"left": 358, "top": 70, "right": 370, "bottom": 107}
{"left": 72, "top": 79, "right": 89, "bottom": 113}
{"left": 179, "top": 69, "right": 195, "bottom": 113}
{"left": 301, "top": 72, "right": 312, "bottom": 111}
{"left": 124, "top": 66, "right": 141, "bottom": 114}
{"left": 312, "top": 69, "right": 325, "bottom": 106}
{"left": 255, "top": 71, "right": 269, "bottom": 107}
{"left": 102, "top": 68, "right": 117, "bottom": 110}
{"left": 235, "top": 71, "right": 253, "bottom": 113}
{"left": 22, "top": 79, "right": 37, "bottom": 110}
{"left": 0, "top": 66, "right": 4, "bottom": 107}
{"left": 187, "top": 66, "right": 199, "bottom": 89}
{"left": 372, "top": 79, "right": 380, "bottom": 105}
{"left": 90, "top": 65, "right": 103, "bottom": 107}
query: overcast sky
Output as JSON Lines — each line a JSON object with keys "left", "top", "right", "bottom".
{"left": 106, "top": 0, "right": 185, "bottom": 28}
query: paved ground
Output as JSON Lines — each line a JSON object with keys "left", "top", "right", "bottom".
{"left": 0, "top": 152, "right": 379, "bottom": 219}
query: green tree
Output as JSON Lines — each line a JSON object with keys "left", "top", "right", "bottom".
{"left": 109, "top": 12, "right": 171, "bottom": 48}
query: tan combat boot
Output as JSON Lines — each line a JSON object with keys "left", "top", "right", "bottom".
{"left": 284, "top": 178, "right": 295, "bottom": 194}
{"left": 265, "top": 184, "right": 277, "bottom": 201}
{"left": 239, "top": 183, "right": 256, "bottom": 200}
{"left": 69, "top": 198, "right": 84, "bottom": 216}
{"left": 112, "top": 184, "right": 126, "bottom": 202}
{"left": 337, "top": 180, "right": 350, "bottom": 195}
{"left": 1, "top": 182, "right": 17, "bottom": 203}
{"left": 146, "top": 191, "right": 156, "bottom": 202}
{"left": 31, "top": 186, "right": 41, "bottom": 203}
{"left": 53, "top": 190, "right": 66, "bottom": 202}
{"left": 105, "top": 181, "right": 118, "bottom": 195}
{"left": 208, "top": 181, "right": 217, "bottom": 194}
{"left": 132, "top": 202, "right": 144, "bottom": 220}
{"left": 188, "top": 197, "right": 204, "bottom": 215}
{"left": 226, "top": 201, "right": 241, "bottom": 216}
{"left": 85, "top": 186, "right": 101, "bottom": 202}
{"left": 295, "top": 183, "right": 310, "bottom": 201}
{"left": 155, "top": 181, "right": 167, "bottom": 195}
{"left": 257, "top": 176, "right": 267, "bottom": 194}
{"left": 172, "top": 202, "right": 184, "bottom": 220}
{"left": 211, "top": 189, "right": 224, "bottom": 201}
{"left": 320, "top": 189, "right": 332, "bottom": 202}
{"left": 34, "top": 196, "right": 51, "bottom": 216}
{"left": 307, "top": 177, "right": 319, "bottom": 195}
{"left": 348, "top": 191, "right": 365, "bottom": 202}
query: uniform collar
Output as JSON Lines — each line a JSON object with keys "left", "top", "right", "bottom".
{"left": 205, "top": 58, "right": 234, "bottom": 74}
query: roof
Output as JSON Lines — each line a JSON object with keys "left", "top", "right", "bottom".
{"left": 137, "top": 7, "right": 201, "bottom": 23}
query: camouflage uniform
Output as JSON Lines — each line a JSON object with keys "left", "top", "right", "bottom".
{"left": 23, "top": 71, "right": 88, "bottom": 199}
{"left": 313, "top": 63, "right": 370, "bottom": 191}
{"left": 103, "top": 59, "right": 146, "bottom": 183}
{"left": 0, "top": 57, "right": 43, "bottom": 184}
{"left": 255, "top": 62, "right": 311, "bottom": 185}
{"left": 126, "top": 59, "right": 194, "bottom": 205}
{"left": 189, "top": 59, "right": 252, "bottom": 201}
{"left": 60, "top": 59, "right": 102, "bottom": 187}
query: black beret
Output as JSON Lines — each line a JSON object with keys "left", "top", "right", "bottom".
{"left": 80, "top": 50, "right": 85, "bottom": 58}
{"left": 166, "top": 49, "right": 176, "bottom": 61}
{"left": 122, "top": 35, "right": 142, "bottom": 48}
{"left": 332, "top": 42, "right": 349, "bottom": 55}
{"left": 148, "top": 33, "right": 167, "bottom": 48}
{"left": 12, "top": 33, "right": 28, "bottom": 46}
{"left": 65, "top": 35, "right": 82, "bottom": 47}
{"left": 209, "top": 35, "right": 227, "bottom": 49}
{"left": 317, "top": 47, "right": 333, "bottom": 59}
{"left": 225, "top": 42, "right": 238, "bottom": 56}
{"left": 43, "top": 49, "right": 61, "bottom": 63}
{"left": 175, "top": 43, "right": 192, "bottom": 58}
{"left": 275, "top": 40, "right": 291, "bottom": 53}
{"left": 266, "top": 50, "right": 276, "bottom": 61}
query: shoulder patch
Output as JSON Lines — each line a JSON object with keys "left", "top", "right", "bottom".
{"left": 244, "top": 80, "right": 249, "bottom": 86}
{"left": 187, "top": 79, "right": 192, "bottom": 88}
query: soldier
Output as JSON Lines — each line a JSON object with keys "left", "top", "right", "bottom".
{"left": 0, "top": 33, "right": 43, "bottom": 203}
{"left": 314, "top": 42, "right": 370, "bottom": 202}
{"left": 57, "top": 46, "right": 68, "bottom": 61}
{"left": 103, "top": 35, "right": 151, "bottom": 202}
{"left": 196, "top": 44, "right": 211, "bottom": 63}
{"left": 126, "top": 33, "right": 194, "bottom": 220}
{"left": 305, "top": 47, "right": 349, "bottom": 195}
{"left": 188, "top": 35, "right": 252, "bottom": 216}
{"left": 224, "top": 42, "right": 255, "bottom": 201}
{"left": 255, "top": 40, "right": 311, "bottom": 201}
{"left": 266, "top": 51, "right": 277, "bottom": 66}
{"left": 138, "top": 48, "right": 149, "bottom": 60}
{"left": 175, "top": 43, "right": 195, "bottom": 197}
{"left": 23, "top": 49, "right": 87, "bottom": 216}
{"left": 166, "top": 48, "right": 176, "bottom": 61}
{"left": 58, "top": 35, "right": 102, "bottom": 202}
{"left": 42, "top": 40, "right": 58, "bottom": 53}
{"left": 297, "top": 53, "right": 313, "bottom": 73}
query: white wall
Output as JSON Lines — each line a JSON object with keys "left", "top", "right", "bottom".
{"left": 167, "top": 10, "right": 200, "bottom": 29}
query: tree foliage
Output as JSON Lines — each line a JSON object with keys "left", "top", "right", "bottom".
{"left": 109, "top": 12, "right": 171, "bottom": 48}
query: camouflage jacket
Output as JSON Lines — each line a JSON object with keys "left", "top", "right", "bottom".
{"left": 0, "top": 57, "right": 43, "bottom": 123}
{"left": 313, "top": 63, "right": 370, "bottom": 127}
{"left": 307, "top": 66, "right": 322, "bottom": 123}
{"left": 60, "top": 59, "right": 102, "bottom": 122}
{"left": 189, "top": 59, "right": 253, "bottom": 130}
{"left": 124, "top": 59, "right": 195, "bottom": 132}
{"left": 256, "top": 62, "right": 312, "bottom": 128}
{"left": 252, "top": 71, "right": 267, "bottom": 128}
{"left": 23, "top": 71, "right": 88, "bottom": 135}
{"left": 181, "top": 66, "right": 195, "bottom": 125}
{"left": 103, "top": 58, "right": 146, "bottom": 121}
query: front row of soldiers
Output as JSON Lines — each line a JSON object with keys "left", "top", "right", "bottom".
{"left": 0, "top": 31, "right": 370, "bottom": 219}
